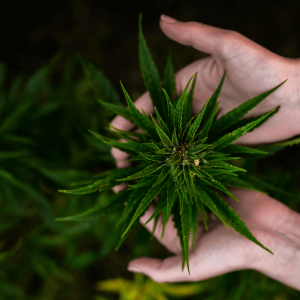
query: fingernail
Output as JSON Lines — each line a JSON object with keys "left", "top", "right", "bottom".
{"left": 128, "top": 266, "right": 142, "bottom": 273}
{"left": 160, "top": 14, "right": 178, "bottom": 24}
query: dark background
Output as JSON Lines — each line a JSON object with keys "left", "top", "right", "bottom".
{"left": 1, "top": 0, "right": 300, "bottom": 94}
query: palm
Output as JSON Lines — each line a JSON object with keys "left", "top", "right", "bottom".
{"left": 132, "top": 189, "right": 300, "bottom": 286}
{"left": 172, "top": 32, "right": 299, "bottom": 145}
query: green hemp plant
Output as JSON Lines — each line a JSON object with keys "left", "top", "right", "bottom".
{"left": 56, "top": 14, "right": 287, "bottom": 275}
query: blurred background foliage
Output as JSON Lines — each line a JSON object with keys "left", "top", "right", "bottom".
{"left": 0, "top": 0, "right": 300, "bottom": 299}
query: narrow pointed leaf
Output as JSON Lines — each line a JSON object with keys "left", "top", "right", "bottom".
{"left": 117, "top": 187, "right": 149, "bottom": 228}
{"left": 139, "top": 152, "right": 165, "bottom": 162}
{"left": 155, "top": 107, "right": 172, "bottom": 138}
{"left": 206, "top": 188, "right": 273, "bottom": 254}
{"left": 98, "top": 100, "right": 134, "bottom": 123}
{"left": 163, "top": 88, "right": 175, "bottom": 130}
{"left": 222, "top": 144, "right": 267, "bottom": 155}
{"left": 172, "top": 128, "right": 178, "bottom": 146}
{"left": 56, "top": 190, "right": 130, "bottom": 221}
{"left": 200, "top": 71, "right": 225, "bottom": 127}
{"left": 197, "top": 104, "right": 219, "bottom": 140}
{"left": 191, "top": 200, "right": 198, "bottom": 249}
{"left": 118, "top": 162, "right": 163, "bottom": 181}
{"left": 151, "top": 115, "right": 174, "bottom": 149}
{"left": 139, "top": 14, "right": 167, "bottom": 120}
{"left": 186, "top": 96, "right": 210, "bottom": 143}
{"left": 163, "top": 49, "right": 176, "bottom": 99}
{"left": 121, "top": 176, "right": 169, "bottom": 238}
{"left": 210, "top": 80, "right": 287, "bottom": 136}
{"left": 194, "top": 181, "right": 227, "bottom": 226}
{"left": 179, "top": 198, "right": 192, "bottom": 275}
{"left": 183, "top": 73, "right": 197, "bottom": 128}
{"left": 196, "top": 195, "right": 208, "bottom": 230}
{"left": 120, "top": 82, "right": 158, "bottom": 139}
{"left": 190, "top": 165, "right": 238, "bottom": 201}
{"left": 174, "top": 75, "right": 195, "bottom": 135}
{"left": 171, "top": 205, "right": 186, "bottom": 271}
{"left": 128, "top": 175, "right": 157, "bottom": 190}
{"left": 88, "top": 130, "right": 150, "bottom": 154}
{"left": 144, "top": 194, "right": 167, "bottom": 225}
{"left": 213, "top": 109, "right": 275, "bottom": 151}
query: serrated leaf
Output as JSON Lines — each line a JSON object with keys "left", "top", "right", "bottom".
{"left": 56, "top": 189, "right": 130, "bottom": 221}
{"left": 166, "top": 152, "right": 182, "bottom": 166}
{"left": 171, "top": 204, "right": 186, "bottom": 271}
{"left": 205, "top": 188, "right": 273, "bottom": 254}
{"left": 144, "top": 192, "right": 167, "bottom": 225}
{"left": 151, "top": 114, "right": 174, "bottom": 149}
{"left": 213, "top": 109, "right": 275, "bottom": 151}
{"left": 163, "top": 49, "right": 176, "bottom": 99}
{"left": 200, "top": 71, "right": 225, "bottom": 128}
{"left": 139, "top": 14, "right": 167, "bottom": 121}
{"left": 194, "top": 181, "right": 227, "bottom": 226}
{"left": 128, "top": 175, "right": 157, "bottom": 190}
{"left": 257, "top": 136, "right": 300, "bottom": 157}
{"left": 98, "top": 100, "right": 134, "bottom": 123}
{"left": 186, "top": 95, "right": 210, "bottom": 143}
{"left": 88, "top": 129, "right": 150, "bottom": 154}
{"left": 139, "top": 152, "right": 165, "bottom": 162}
{"left": 60, "top": 166, "right": 143, "bottom": 194}
{"left": 109, "top": 125, "right": 148, "bottom": 142}
{"left": 210, "top": 80, "right": 286, "bottom": 136}
{"left": 223, "top": 106, "right": 280, "bottom": 136}
{"left": 183, "top": 166, "right": 195, "bottom": 201}
{"left": 174, "top": 75, "right": 195, "bottom": 135}
{"left": 153, "top": 167, "right": 170, "bottom": 186}
{"left": 172, "top": 128, "right": 178, "bottom": 146}
{"left": 155, "top": 107, "right": 172, "bottom": 138}
{"left": 120, "top": 82, "right": 158, "bottom": 139}
{"left": 183, "top": 73, "right": 197, "bottom": 129}
{"left": 190, "top": 165, "right": 238, "bottom": 201}
{"left": 197, "top": 104, "right": 219, "bottom": 140}
{"left": 195, "top": 194, "right": 208, "bottom": 231}
{"left": 163, "top": 88, "right": 175, "bottom": 130}
{"left": 179, "top": 197, "right": 192, "bottom": 275}
{"left": 222, "top": 144, "right": 268, "bottom": 156}
{"left": 118, "top": 162, "right": 163, "bottom": 182}
{"left": 191, "top": 200, "right": 198, "bottom": 249}
{"left": 79, "top": 57, "right": 120, "bottom": 104}
{"left": 165, "top": 181, "right": 176, "bottom": 225}
{"left": 188, "top": 144, "right": 211, "bottom": 155}
{"left": 116, "top": 187, "right": 148, "bottom": 228}
{"left": 121, "top": 176, "right": 169, "bottom": 238}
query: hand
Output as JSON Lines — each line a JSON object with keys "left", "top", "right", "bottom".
{"left": 111, "top": 14, "right": 300, "bottom": 168}
{"left": 127, "top": 189, "right": 300, "bottom": 291}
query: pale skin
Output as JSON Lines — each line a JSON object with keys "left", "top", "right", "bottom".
{"left": 110, "top": 15, "right": 300, "bottom": 289}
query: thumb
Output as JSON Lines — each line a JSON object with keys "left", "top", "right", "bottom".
{"left": 127, "top": 255, "right": 194, "bottom": 283}
{"left": 159, "top": 14, "right": 250, "bottom": 62}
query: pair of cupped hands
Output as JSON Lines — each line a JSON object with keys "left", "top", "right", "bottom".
{"left": 110, "top": 15, "right": 300, "bottom": 290}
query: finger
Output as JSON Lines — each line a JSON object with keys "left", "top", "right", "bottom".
{"left": 140, "top": 204, "right": 181, "bottom": 254}
{"left": 159, "top": 15, "right": 266, "bottom": 63}
{"left": 127, "top": 255, "right": 195, "bottom": 283}
{"left": 110, "top": 91, "right": 154, "bottom": 133}
{"left": 140, "top": 204, "right": 203, "bottom": 254}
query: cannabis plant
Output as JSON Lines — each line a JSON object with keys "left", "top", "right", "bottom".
{"left": 57, "top": 15, "right": 287, "bottom": 274}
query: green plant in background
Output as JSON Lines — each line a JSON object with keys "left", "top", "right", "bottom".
{"left": 96, "top": 273, "right": 205, "bottom": 300}
{"left": 56, "top": 14, "right": 291, "bottom": 274}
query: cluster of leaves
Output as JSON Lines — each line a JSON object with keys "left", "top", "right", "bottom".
{"left": 0, "top": 58, "right": 125, "bottom": 300}
{"left": 56, "top": 14, "right": 295, "bottom": 274}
